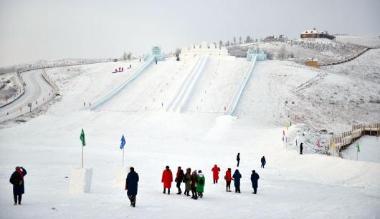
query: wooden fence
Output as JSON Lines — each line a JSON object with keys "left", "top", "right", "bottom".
{"left": 330, "top": 123, "right": 380, "bottom": 155}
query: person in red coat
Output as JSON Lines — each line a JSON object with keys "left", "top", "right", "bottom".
{"left": 161, "top": 166, "right": 173, "bottom": 195}
{"left": 211, "top": 164, "right": 220, "bottom": 184}
{"left": 224, "top": 168, "right": 232, "bottom": 192}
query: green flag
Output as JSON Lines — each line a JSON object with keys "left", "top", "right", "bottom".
{"left": 356, "top": 143, "right": 360, "bottom": 152}
{"left": 80, "top": 129, "right": 86, "bottom": 147}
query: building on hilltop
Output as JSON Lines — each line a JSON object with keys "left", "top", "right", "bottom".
{"left": 300, "top": 28, "right": 335, "bottom": 40}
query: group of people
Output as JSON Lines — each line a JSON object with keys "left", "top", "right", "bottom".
{"left": 162, "top": 166, "right": 205, "bottom": 200}
{"left": 10, "top": 154, "right": 267, "bottom": 208}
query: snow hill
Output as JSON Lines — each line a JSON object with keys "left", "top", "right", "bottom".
{"left": 0, "top": 39, "right": 380, "bottom": 218}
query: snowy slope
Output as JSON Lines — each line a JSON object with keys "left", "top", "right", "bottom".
{"left": 0, "top": 46, "right": 380, "bottom": 218}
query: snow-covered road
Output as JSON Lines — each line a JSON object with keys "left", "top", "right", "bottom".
{"left": 0, "top": 70, "right": 53, "bottom": 121}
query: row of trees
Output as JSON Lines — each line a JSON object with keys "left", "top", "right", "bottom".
{"left": 219, "top": 35, "right": 256, "bottom": 48}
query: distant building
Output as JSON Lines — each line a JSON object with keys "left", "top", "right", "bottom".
{"left": 300, "top": 28, "right": 335, "bottom": 40}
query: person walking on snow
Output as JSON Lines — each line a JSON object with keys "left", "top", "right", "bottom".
{"left": 161, "top": 166, "right": 173, "bottom": 195}
{"left": 125, "top": 167, "right": 139, "bottom": 207}
{"left": 233, "top": 169, "right": 242, "bottom": 193}
{"left": 183, "top": 168, "right": 192, "bottom": 196}
{"left": 300, "top": 142, "right": 304, "bottom": 155}
{"left": 9, "top": 166, "right": 27, "bottom": 205}
{"left": 250, "top": 170, "right": 260, "bottom": 194}
{"left": 224, "top": 168, "right": 232, "bottom": 192}
{"left": 211, "top": 164, "right": 220, "bottom": 184}
{"left": 175, "top": 166, "right": 184, "bottom": 194}
{"left": 261, "top": 156, "right": 266, "bottom": 168}
{"left": 236, "top": 153, "right": 240, "bottom": 167}
{"left": 196, "top": 170, "right": 205, "bottom": 198}
{"left": 190, "top": 170, "right": 198, "bottom": 199}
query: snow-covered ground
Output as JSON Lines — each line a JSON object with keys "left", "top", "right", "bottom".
{"left": 0, "top": 43, "right": 380, "bottom": 218}
{"left": 341, "top": 136, "right": 380, "bottom": 163}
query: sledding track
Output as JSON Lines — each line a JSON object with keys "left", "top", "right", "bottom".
{"left": 90, "top": 56, "right": 155, "bottom": 110}
{"left": 166, "top": 55, "right": 208, "bottom": 112}
{"left": 225, "top": 55, "right": 257, "bottom": 115}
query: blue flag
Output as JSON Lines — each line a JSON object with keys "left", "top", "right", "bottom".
{"left": 120, "top": 135, "right": 126, "bottom": 149}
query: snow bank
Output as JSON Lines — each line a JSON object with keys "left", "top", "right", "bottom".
{"left": 69, "top": 168, "right": 93, "bottom": 194}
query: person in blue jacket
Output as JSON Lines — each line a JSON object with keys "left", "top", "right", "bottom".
{"left": 125, "top": 167, "right": 139, "bottom": 207}
{"left": 232, "top": 169, "right": 242, "bottom": 193}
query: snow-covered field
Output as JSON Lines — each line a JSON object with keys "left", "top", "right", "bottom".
{"left": 0, "top": 45, "right": 380, "bottom": 218}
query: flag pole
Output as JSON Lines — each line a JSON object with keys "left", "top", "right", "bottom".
{"left": 122, "top": 147, "right": 125, "bottom": 167}
{"left": 82, "top": 146, "right": 84, "bottom": 168}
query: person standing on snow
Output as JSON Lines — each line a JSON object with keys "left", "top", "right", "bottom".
{"left": 125, "top": 167, "right": 139, "bottom": 207}
{"left": 224, "top": 168, "right": 232, "bottom": 192}
{"left": 250, "top": 170, "right": 260, "bottom": 194}
{"left": 175, "top": 166, "right": 185, "bottom": 194}
{"left": 300, "top": 142, "right": 304, "bottom": 155}
{"left": 183, "top": 168, "right": 192, "bottom": 196}
{"left": 211, "top": 164, "right": 220, "bottom": 184}
{"left": 9, "top": 166, "right": 27, "bottom": 205}
{"left": 190, "top": 170, "right": 198, "bottom": 199}
{"left": 161, "top": 166, "right": 173, "bottom": 195}
{"left": 261, "top": 156, "right": 266, "bottom": 168}
{"left": 232, "top": 169, "right": 242, "bottom": 193}
{"left": 236, "top": 153, "right": 240, "bottom": 167}
{"left": 196, "top": 170, "right": 205, "bottom": 198}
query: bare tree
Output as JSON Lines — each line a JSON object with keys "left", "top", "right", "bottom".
{"left": 233, "top": 37, "right": 236, "bottom": 45}
{"left": 175, "top": 48, "right": 181, "bottom": 61}
{"left": 245, "top": 35, "right": 252, "bottom": 43}
{"left": 277, "top": 45, "right": 287, "bottom": 60}
{"left": 219, "top": 40, "right": 223, "bottom": 49}
{"left": 122, "top": 51, "right": 128, "bottom": 61}
{"left": 239, "top": 36, "right": 242, "bottom": 44}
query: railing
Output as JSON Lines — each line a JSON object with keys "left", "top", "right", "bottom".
{"left": 329, "top": 123, "right": 380, "bottom": 155}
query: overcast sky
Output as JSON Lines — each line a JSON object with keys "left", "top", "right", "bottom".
{"left": 0, "top": 0, "right": 379, "bottom": 67}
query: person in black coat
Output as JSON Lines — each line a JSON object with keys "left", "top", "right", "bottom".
{"left": 300, "top": 142, "right": 303, "bottom": 155}
{"left": 261, "top": 156, "right": 266, "bottom": 168}
{"left": 251, "top": 170, "right": 260, "bottom": 194}
{"left": 125, "top": 167, "right": 139, "bottom": 207}
{"left": 236, "top": 153, "right": 240, "bottom": 167}
{"left": 232, "top": 169, "right": 242, "bottom": 193}
{"left": 175, "top": 166, "right": 184, "bottom": 194}
{"left": 9, "top": 166, "right": 27, "bottom": 205}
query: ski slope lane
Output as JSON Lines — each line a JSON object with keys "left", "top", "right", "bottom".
{"left": 98, "top": 57, "right": 197, "bottom": 112}
{"left": 166, "top": 55, "right": 208, "bottom": 112}
{"left": 226, "top": 55, "right": 257, "bottom": 115}
{"left": 182, "top": 56, "right": 250, "bottom": 113}
{"left": 90, "top": 57, "right": 155, "bottom": 110}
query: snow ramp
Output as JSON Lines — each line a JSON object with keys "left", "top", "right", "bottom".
{"left": 225, "top": 55, "right": 257, "bottom": 115}
{"left": 166, "top": 55, "right": 208, "bottom": 112}
{"left": 90, "top": 56, "right": 155, "bottom": 110}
